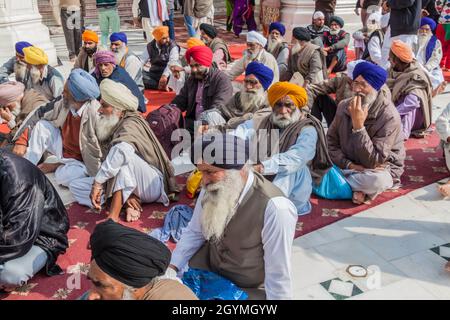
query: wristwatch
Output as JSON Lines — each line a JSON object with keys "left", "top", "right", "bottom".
{"left": 352, "top": 127, "right": 365, "bottom": 134}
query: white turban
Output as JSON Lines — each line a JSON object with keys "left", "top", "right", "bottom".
{"left": 313, "top": 11, "right": 325, "bottom": 20}
{"left": 247, "top": 31, "right": 267, "bottom": 47}
{"left": 100, "top": 79, "right": 138, "bottom": 112}
{"left": 346, "top": 60, "right": 365, "bottom": 80}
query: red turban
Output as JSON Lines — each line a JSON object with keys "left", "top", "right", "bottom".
{"left": 185, "top": 46, "right": 213, "bottom": 67}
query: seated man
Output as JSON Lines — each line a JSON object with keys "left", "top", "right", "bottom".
{"left": 92, "top": 51, "right": 146, "bottom": 113}
{"left": 266, "top": 22, "right": 289, "bottom": 78}
{"left": 199, "top": 23, "right": 232, "bottom": 71}
{"left": 283, "top": 27, "right": 327, "bottom": 86}
{"left": 0, "top": 150, "right": 69, "bottom": 291}
{"left": 22, "top": 46, "right": 64, "bottom": 100}
{"left": 0, "top": 81, "right": 25, "bottom": 133}
{"left": 306, "top": 60, "right": 363, "bottom": 126}
{"left": 360, "top": 12, "right": 384, "bottom": 65}
{"left": 306, "top": 11, "right": 330, "bottom": 47}
{"left": 322, "top": 16, "right": 350, "bottom": 74}
{"left": 387, "top": 40, "right": 433, "bottom": 139}
{"left": 109, "top": 32, "right": 144, "bottom": 94}
{"left": 0, "top": 41, "right": 33, "bottom": 84}
{"left": 327, "top": 62, "right": 405, "bottom": 205}
{"left": 170, "top": 46, "right": 233, "bottom": 135}
{"left": 84, "top": 219, "right": 197, "bottom": 300}
{"left": 11, "top": 69, "right": 102, "bottom": 193}
{"left": 226, "top": 31, "right": 279, "bottom": 84}
{"left": 74, "top": 30, "right": 103, "bottom": 73}
{"left": 89, "top": 79, "right": 179, "bottom": 222}
{"left": 169, "top": 133, "right": 298, "bottom": 300}
{"left": 415, "top": 17, "right": 446, "bottom": 96}
{"left": 141, "top": 26, "right": 179, "bottom": 91}
{"left": 231, "top": 82, "right": 331, "bottom": 215}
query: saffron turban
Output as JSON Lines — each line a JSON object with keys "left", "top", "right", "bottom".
{"left": 152, "top": 26, "right": 169, "bottom": 41}
{"left": 15, "top": 42, "right": 33, "bottom": 56}
{"left": 90, "top": 219, "right": 171, "bottom": 288}
{"left": 247, "top": 31, "right": 267, "bottom": 47}
{"left": 353, "top": 61, "right": 387, "bottom": 91}
{"left": 0, "top": 81, "right": 25, "bottom": 107}
{"left": 313, "top": 11, "right": 325, "bottom": 20}
{"left": 347, "top": 59, "right": 365, "bottom": 80}
{"left": 100, "top": 79, "right": 138, "bottom": 112}
{"left": 330, "top": 16, "right": 345, "bottom": 28}
{"left": 245, "top": 61, "right": 274, "bottom": 91}
{"left": 68, "top": 69, "right": 100, "bottom": 102}
{"left": 267, "top": 82, "right": 308, "bottom": 108}
{"left": 420, "top": 17, "right": 437, "bottom": 31}
{"left": 82, "top": 29, "right": 99, "bottom": 43}
{"left": 390, "top": 40, "right": 414, "bottom": 63}
{"left": 269, "top": 22, "right": 286, "bottom": 36}
{"left": 199, "top": 23, "right": 217, "bottom": 38}
{"left": 110, "top": 32, "right": 127, "bottom": 44}
{"left": 293, "top": 27, "right": 311, "bottom": 41}
{"left": 186, "top": 37, "right": 205, "bottom": 49}
{"left": 23, "top": 46, "right": 48, "bottom": 65}
{"left": 185, "top": 46, "right": 213, "bottom": 67}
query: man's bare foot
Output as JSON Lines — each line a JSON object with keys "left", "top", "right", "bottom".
{"left": 445, "top": 261, "right": 450, "bottom": 272}
{"left": 438, "top": 183, "right": 450, "bottom": 197}
{"left": 38, "top": 162, "right": 62, "bottom": 174}
{"left": 125, "top": 194, "right": 142, "bottom": 222}
{"left": 352, "top": 191, "right": 366, "bottom": 205}
{"left": 126, "top": 207, "right": 141, "bottom": 222}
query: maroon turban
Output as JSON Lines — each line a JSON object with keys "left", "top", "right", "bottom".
{"left": 185, "top": 46, "right": 213, "bottom": 67}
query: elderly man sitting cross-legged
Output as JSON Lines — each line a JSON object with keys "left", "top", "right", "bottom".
{"left": 327, "top": 61, "right": 405, "bottom": 205}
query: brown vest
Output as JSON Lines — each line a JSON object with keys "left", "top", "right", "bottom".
{"left": 189, "top": 172, "right": 284, "bottom": 294}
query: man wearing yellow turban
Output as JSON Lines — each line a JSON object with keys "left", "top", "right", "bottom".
{"left": 186, "top": 37, "right": 205, "bottom": 49}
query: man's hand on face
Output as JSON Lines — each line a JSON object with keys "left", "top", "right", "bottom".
{"left": 349, "top": 94, "right": 368, "bottom": 130}
{"left": 158, "top": 75, "right": 169, "bottom": 91}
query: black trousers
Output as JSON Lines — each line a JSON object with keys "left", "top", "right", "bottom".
{"left": 311, "top": 94, "right": 337, "bottom": 127}
{"left": 143, "top": 70, "right": 163, "bottom": 90}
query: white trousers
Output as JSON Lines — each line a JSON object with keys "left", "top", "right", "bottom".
{"left": 343, "top": 168, "right": 394, "bottom": 199}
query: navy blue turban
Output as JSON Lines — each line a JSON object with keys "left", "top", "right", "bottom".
{"left": 330, "top": 16, "right": 345, "bottom": 28}
{"left": 269, "top": 22, "right": 286, "bottom": 36}
{"left": 68, "top": 68, "right": 100, "bottom": 102}
{"left": 110, "top": 32, "right": 128, "bottom": 44}
{"left": 245, "top": 61, "right": 274, "bottom": 91}
{"left": 421, "top": 17, "right": 437, "bottom": 31}
{"left": 15, "top": 41, "right": 33, "bottom": 56}
{"left": 353, "top": 61, "right": 387, "bottom": 91}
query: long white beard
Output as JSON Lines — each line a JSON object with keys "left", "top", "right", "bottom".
{"left": 30, "top": 66, "right": 42, "bottom": 85}
{"left": 113, "top": 46, "right": 127, "bottom": 65}
{"left": 418, "top": 33, "right": 432, "bottom": 49}
{"left": 239, "top": 87, "right": 267, "bottom": 112}
{"left": 291, "top": 43, "right": 303, "bottom": 55}
{"left": 266, "top": 37, "right": 282, "bottom": 54}
{"left": 96, "top": 113, "right": 120, "bottom": 142}
{"left": 200, "top": 170, "right": 246, "bottom": 242}
{"left": 14, "top": 61, "right": 27, "bottom": 83}
{"left": 270, "top": 108, "right": 301, "bottom": 129}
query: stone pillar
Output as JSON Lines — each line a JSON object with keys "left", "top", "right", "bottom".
{"left": 0, "top": 0, "right": 58, "bottom": 66}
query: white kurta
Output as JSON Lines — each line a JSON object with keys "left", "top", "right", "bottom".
{"left": 435, "top": 102, "right": 450, "bottom": 171}
{"left": 170, "top": 170, "right": 298, "bottom": 300}
{"left": 416, "top": 40, "right": 445, "bottom": 89}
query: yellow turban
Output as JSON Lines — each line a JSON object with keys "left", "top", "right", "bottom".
{"left": 100, "top": 79, "right": 138, "bottom": 112}
{"left": 186, "top": 37, "right": 205, "bottom": 49}
{"left": 152, "top": 26, "right": 169, "bottom": 41}
{"left": 23, "top": 46, "right": 48, "bottom": 65}
{"left": 82, "top": 29, "right": 99, "bottom": 43}
{"left": 267, "top": 82, "right": 308, "bottom": 108}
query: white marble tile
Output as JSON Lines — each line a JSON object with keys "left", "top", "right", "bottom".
{"left": 292, "top": 231, "right": 328, "bottom": 251}
{"left": 293, "top": 223, "right": 354, "bottom": 251}
{"left": 294, "top": 284, "right": 334, "bottom": 300}
{"left": 336, "top": 209, "right": 394, "bottom": 236}
{"left": 411, "top": 210, "right": 450, "bottom": 243}
{"left": 407, "top": 183, "right": 450, "bottom": 215}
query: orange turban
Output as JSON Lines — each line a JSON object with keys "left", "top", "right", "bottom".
{"left": 390, "top": 40, "right": 414, "bottom": 63}
{"left": 152, "top": 26, "right": 169, "bottom": 41}
{"left": 82, "top": 29, "right": 99, "bottom": 43}
{"left": 267, "top": 82, "right": 308, "bottom": 108}
{"left": 186, "top": 37, "right": 205, "bottom": 49}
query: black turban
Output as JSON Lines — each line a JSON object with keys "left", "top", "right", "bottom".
{"left": 330, "top": 16, "right": 344, "bottom": 28}
{"left": 292, "top": 27, "right": 311, "bottom": 41}
{"left": 199, "top": 23, "right": 217, "bottom": 38}
{"left": 90, "top": 219, "right": 171, "bottom": 288}
{"left": 190, "top": 133, "right": 250, "bottom": 170}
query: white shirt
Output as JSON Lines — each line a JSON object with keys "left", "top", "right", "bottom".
{"left": 170, "top": 170, "right": 298, "bottom": 300}
{"left": 367, "top": 36, "right": 382, "bottom": 65}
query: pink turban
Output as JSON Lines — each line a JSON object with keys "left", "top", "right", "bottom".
{"left": 185, "top": 46, "right": 213, "bottom": 67}
{"left": 0, "top": 81, "right": 25, "bottom": 106}
{"left": 93, "top": 50, "right": 116, "bottom": 77}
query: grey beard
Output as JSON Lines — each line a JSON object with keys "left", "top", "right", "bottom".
{"left": 418, "top": 34, "right": 432, "bottom": 48}
{"left": 14, "top": 61, "right": 27, "bottom": 82}
{"left": 96, "top": 113, "right": 120, "bottom": 142}
{"left": 270, "top": 108, "right": 301, "bottom": 129}
{"left": 113, "top": 46, "right": 127, "bottom": 65}
{"left": 266, "top": 37, "right": 282, "bottom": 54}
{"left": 239, "top": 87, "right": 267, "bottom": 112}
{"left": 353, "top": 91, "right": 378, "bottom": 108}
{"left": 330, "top": 29, "right": 340, "bottom": 35}
{"left": 30, "top": 66, "right": 42, "bottom": 85}
{"left": 121, "top": 286, "right": 136, "bottom": 300}
{"left": 291, "top": 43, "right": 303, "bottom": 55}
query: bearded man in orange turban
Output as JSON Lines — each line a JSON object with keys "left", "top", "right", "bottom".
{"left": 74, "top": 30, "right": 103, "bottom": 73}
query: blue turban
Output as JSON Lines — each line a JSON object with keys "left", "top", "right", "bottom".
{"left": 420, "top": 17, "right": 437, "bottom": 31}
{"left": 269, "top": 22, "right": 286, "bottom": 36}
{"left": 68, "top": 68, "right": 100, "bottom": 102}
{"left": 353, "top": 62, "right": 387, "bottom": 91}
{"left": 245, "top": 61, "right": 274, "bottom": 91}
{"left": 15, "top": 41, "right": 33, "bottom": 56}
{"left": 110, "top": 32, "right": 127, "bottom": 44}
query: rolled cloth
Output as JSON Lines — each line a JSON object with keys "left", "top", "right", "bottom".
{"left": 23, "top": 46, "right": 48, "bottom": 65}
{"left": 420, "top": 17, "right": 437, "bottom": 31}
{"left": 82, "top": 29, "right": 99, "bottom": 43}
{"left": 245, "top": 61, "right": 274, "bottom": 91}
{"left": 0, "top": 81, "right": 25, "bottom": 106}
{"left": 353, "top": 61, "right": 387, "bottom": 91}
{"left": 187, "top": 37, "right": 205, "bottom": 49}
{"left": 313, "top": 11, "right": 325, "bottom": 20}
{"left": 90, "top": 219, "right": 171, "bottom": 288}
{"left": 269, "top": 22, "right": 286, "bottom": 36}
{"left": 346, "top": 59, "right": 365, "bottom": 79}
{"left": 330, "top": 16, "right": 345, "bottom": 28}
{"left": 152, "top": 26, "right": 169, "bottom": 41}
{"left": 185, "top": 46, "right": 213, "bottom": 67}
{"left": 247, "top": 31, "right": 267, "bottom": 47}
{"left": 390, "top": 40, "right": 414, "bottom": 63}
{"left": 190, "top": 133, "right": 250, "bottom": 170}
{"left": 100, "top": 78, "right": 138, "bottom": 111}
{"left": 292, "top": 27, "right": 311, "bottom": 41}
{"left": 15, "top": 42, "right": 33, "bottom": 56}
{"left": 68, "top": 68, "right": 100, "bottom": 102}
{"left": 267, "top": 82, "right": 308, "bottom": 108}
{"left": 93, "top": 50, "right": 116, "bottom": 77}
{"left": 199, "top": 23, "right": 217, "bottom": 38}
{"left": 110, "top": 32, "right": 128, "bottom": 44}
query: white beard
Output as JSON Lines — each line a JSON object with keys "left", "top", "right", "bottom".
{"left": 200, "top": 170, "right": 246, "bottom": 242}
{"left": 418, "top": 33, "right": 432, "bottom": 49}
{"left": 353, "top": 90, "right": 378, "bottom": 108}
{"left": 266, "top": 37, "right": 282, "bottom": 54}
{"left": 113, "top": 46, "right": 127, "bottom": 65}
{"left": 30, "top": 66, "right": 42, "bottom": 85}
{"left": 330, "top": 29, "right": 340, "bottom": 35}
{"left": 246, "top": 49, "right": 260, "bottom": 60}
{"left": 95, "top": 113, "right": 120, "bottom": 142}
{"left": 239, "top": 87, "right": 267, "bottom": 112}
{"left": 270, "top": 108, "right": 301, "bottom": 129}
{"left": 291, "top": 43, "right": 303, "bottom": 55}
{"left": 14, "top": 61, "right": 27, "bottom": 83}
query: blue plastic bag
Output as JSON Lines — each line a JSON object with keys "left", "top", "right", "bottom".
{"left": 312, "top": 165, "right": 353, "bottom": 200}
{"left": 182, "top": 268, "right": 248, "bottom": 300}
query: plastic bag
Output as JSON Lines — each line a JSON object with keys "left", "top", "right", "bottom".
{"left": 186, "top": 169, "right": 203, "bottom": 198}
{"left": 182, "top": 268, "right": 248, "bottom": 300}
{"left": 313, "top": 165, "right": 353, "bottom": 200}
